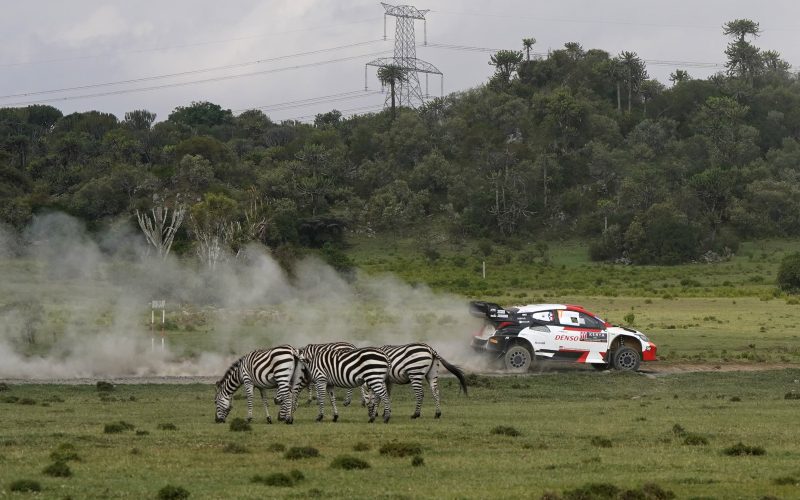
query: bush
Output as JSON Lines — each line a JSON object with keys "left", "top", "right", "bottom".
{"left": 590, "top": 436, "right": 612, "bottom": 448}
{"left": 379, "top": 441, "right": 422, "bottom": 457}
{"left": 0, "top": 382, "right": 9, "bottom": 391}
{"left": 96, "top": 381, "right": 115, "bottom": 392}
{"left": 158, "top": 423, "right": 178, "bottom": 431}
{"left": 9, "top": 479, "right": 41, "bottom": 492}
{"left": 330, "top": 455, "right": 371, "bottom": 470}
{"left": 50, "top": 443, "right": 80, "bottom": 462}
{"left": 491, "top": 425, "right": 521, "bottom": 437}
{"left": 157, "top": 485, "right": 190, "bottom": 500}
{"left": 104, "top": 421, "right": 135, "bottom": 434}
{"left": 43, "top": 461, "right": 72, "bottom": 477}
{"left": 284, "top": 446, "right": 319, "bottom": 460}
{"left": 411, "top": 455, "right": 425, "bottom": 467}
{"left": 223, "top": 442, "right": 248, "bottom": 454}
{"left": 267, "top": 443, "right": 286, "bottom": 452}
{"left": 352, "top": 442, "right": 370, "bottom": 452}
{"left": 785, "top": 392, "right": 800, "bottom": 400}
{"left": 229, "top": 418, "right": 251, "bottom": 432}
{"left": 723, "top": 442, "right": 765, "bottom": 456}
{"left": 683, "top": 433, "right": 709, "bottom": 446}
{"left": 777, "top": 252, "right": 800, "bottom": 293}
{"left": 251, "top": 473, "right": 294, "bottom": 487}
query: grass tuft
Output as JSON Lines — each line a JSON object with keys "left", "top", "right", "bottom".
{"left": 0, "top": 382, "right": 9, "bottom": 391}
{"left": 157, "top": 484, "right": 190, "bottom": 499}
{"left": 352, "top": 442, "right": 370, "bottom": 452}
{"left": 136, "top": 430, "right": 149, "bottom": 436}
{"left": 9, "top": 479, "right": 42, "bottom": 492}
{"left": 267, "top": 443, "right": 286, "bottom": 452}
{"left": 229, "top": 418, "right": 251, "bottom": 432}
{"left": 158, "top": 423, "right": 178, "bottom": 431}
{"left": 412, "top": 455, "right": 425, "bottom": 467}
{"left": 1, "top": 396, "right": 19, "bottom": 404}
{"left": 223, "top": 442, "right": 248, "bottom": 454}
{"left": 104, "top": 421, "right": 135, "bottom": 434}
{"left": 19, "top": 397, "right": 36, "bottom": 405}
{"left": 330, "top": 455, "right": 370, "bottom": 470}
{"left": 671, "top": 424, "right": 686, "bottom": 436}
{"left": 683, "top": 433, "right": 709, "bottom": 446}
{"left": 491, "top": 425, "right": 521, "bottom": 437}
{"left": 251, "top": 471, "right": 304, "bottom": 487}
{"left": 590, "top": 436, "right": 613, "bottom": 448}
{"left": 723, "top": 442, "right": 766, "bottom": 456}
{"left": 785, "top": 392, "right": 800, "bottom": 400}
{"left": 50, "top": 443, "right": 80, "bottom": 462}
{"left": 773, "top": 476, "right": 799, "bottom": 486}
{"left": 379, "top": 441, "right": 422, "bottom": 457}
{"left": 43, "top": 461, "right": 72, "bottom": 477}
{"left": 285, "top": 446, "right": 320, "bottom": 460}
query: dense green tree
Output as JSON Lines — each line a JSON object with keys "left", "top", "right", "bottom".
{"left": 377, "top": 65, "right": 408, "bottom": 118}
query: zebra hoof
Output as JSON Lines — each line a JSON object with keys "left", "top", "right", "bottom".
{"left": 246, "top": 417, "right": 253, "bottom": 423}
{"left": 333, "top": 414, "right": 339, "bottom": 423}
{"left": 267, "top": 416, "right": 272, "bottom": 424}
{"left": 315, "top": 414, "right": 323, "bottom": 422}
{"left": 285, "top": 417, "right": 293, "bottom": 425}
{"left": 343, "top": 400, "right": 351, "bottom": 407}
{"left": 368, "top": 416, "right": 375, "bottom": 423}
{"left": 435, "top": 411, "right": 441, "bottom": 419}
{"left": 383, "top": 415, "right": 391, "bottom": 423}
{"left": 411, "top": 412, "right": 420, "bottom": 419}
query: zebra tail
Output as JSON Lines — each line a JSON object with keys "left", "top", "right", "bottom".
{"left": 436, "top": 353, "right": 468, "bottom": 396}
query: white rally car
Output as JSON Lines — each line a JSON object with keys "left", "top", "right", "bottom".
{"left": 470, "top": 301, "right": 657, "bottom": 372}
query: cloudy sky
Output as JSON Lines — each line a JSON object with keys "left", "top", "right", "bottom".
{"left": 1, "top": 0, "right": 798, "bottom": 123}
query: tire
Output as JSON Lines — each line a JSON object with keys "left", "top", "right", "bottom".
{"left": 504, "top": 344, "right": 532, "bottom": 373}
{"left": 591, "top": 363, "right": 610, "bottom": 371}
{"left": 612, "top": 347, "right": 641, "bottom": 371}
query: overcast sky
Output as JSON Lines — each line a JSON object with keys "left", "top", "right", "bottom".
{"left": 1, "top": 0, "right": 798, "bottom": 124}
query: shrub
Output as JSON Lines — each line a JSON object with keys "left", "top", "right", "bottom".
{"left": 157, "top": 485, "right": 190, "bottom": 500}
{"left": 289, "top": 470, "right": 304, "bottom": 482}
{"left": 785, "top": 392, "right": 800, "bottom": 400}
{"left": 330, "top": 455, "right": 371, "bottom": 470}
{"left": 379, "top": 441, "right": 422, "bottom": 457}
{"left": 773, "top": 476, "right": 799, "bottom": 486}
{"left": 0, "top": 382, "right": 9, "bottom": 391}
{"left": 229, "top": 418, "right": 251, "bottom": 432}
{"left": 284, "top": 446, "right": 319, "bottom": 460}
{"left": 267, "top": 443, "right": 286, "bottom": 452}
{"left": 96, "top": 381, "right": 115, "bottom": 392}
{"left": 623, "top": 312, "right": 635, "bottom": 325}
{"left": 104, "top": 421, "right": 135, "bottom": 434}
{"left": 158, "top": 423, "right": 178, "bottom": 431}
{"left": 777, "top": 252, "right": 800, "bottom": 293}
{"left": 563, "top": 482, "right": 619, "bottom": 499}
{"left": 491, "top": 425, "right": 521, "bottom": 437}
{"left": 352, "top": 442, "right": 370, "bottom": 452}
{"left": 223, "top": 442, "right": 248, "bottom": 454}
{"left": 671, "top": 424, "right": 686, "bottom": 436}
{"left": 136, "top": 430, "right": 150, "bottom": 436}
{"left": 683, "top": 434, "right": 709, "bottom": 446}
{"left": 251, "top": 473, "right": 294, "bottom": 487}
{"left": 43, "top": 461, "right": 72, "bottom": 477}
{"left": 723, "top": 442, "right": 766, "bottom": 456}
{"left": 9, "top": 479, "right": 41, "bottom": 492}
{"left": 411, "top": 455, "right": 424, "bottom": 467}
{"left": 590, "top": 436, "right": 613, "bottom": 448}
{"left": 19, "top": 398, "right": 36, "bottom": 405}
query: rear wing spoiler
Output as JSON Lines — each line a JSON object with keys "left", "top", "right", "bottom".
{"left": 469, "top": 301, "right": 512, "bottom": 324}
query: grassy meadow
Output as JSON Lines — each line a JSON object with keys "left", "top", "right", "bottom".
{"left": 2, "top": 370, "right": 800, "bottom": 499}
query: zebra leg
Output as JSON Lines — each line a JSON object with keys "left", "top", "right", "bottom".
{"left": 429, "top": 372, "right": 442, "bottom": 418}
{"left": 276, "top": 385, "right": 293, "bottom": 425}
{"left": 243, "top": 378, "right": 255, "bottom": 422}
{"left": 307, "top": 384, "right": 314, "bottom": 406}
{"left": 328, "top": 386, "right": 339, "bottom": 422}
{"left": 366, "top": 380, "right": 391, "bottom": 423}
{"left": 342, "top": 388, "right": 353, "bottom": 407}
{"left": 360, "top": 384, "right": 368, "bottom": 407}
{"left": 314, "top": 379, "right": 326, "bottom": 422}
{"left": 410, "top": 376, "right": 424, "bottom": 419}
{"left": 258, "top": 387, "right": 272, "bottom": 424}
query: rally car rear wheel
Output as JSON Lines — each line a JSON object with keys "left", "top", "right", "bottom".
{"left": 504, "top": 345, "right": 532, "bottom": 373}
{"left": 612, "top": 347, "right": 641, "bottom": 371}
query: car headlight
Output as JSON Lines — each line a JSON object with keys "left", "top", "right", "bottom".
{"left": 635, "top": 333, "right": 649, "bottom": 342}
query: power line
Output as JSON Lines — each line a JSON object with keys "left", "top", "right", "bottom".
{"left": 234, "top": 89, "right": 383, "bottom": 113}
{"left": 0, "top": 40, "right": 387, "bottom": 100}
{"left": 2, "top": 50, "right": 393, "bottom": 107}
{"left": 287, "top": 103, "right": 386, "bottom": 122}
{"left": 0, "top": 18, "right": 383, "bottom": 68}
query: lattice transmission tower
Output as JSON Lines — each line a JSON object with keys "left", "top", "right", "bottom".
{"left": 365, "top": 3, "right": 442, "bottom": 109}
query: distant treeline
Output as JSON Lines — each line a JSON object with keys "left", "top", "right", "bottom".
{"left": 1, "top": 19, "right": 798, "bottom": 265}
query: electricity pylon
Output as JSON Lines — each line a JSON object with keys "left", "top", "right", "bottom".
{"left": 366, "top": 3, "right": 442, "bottom": 109}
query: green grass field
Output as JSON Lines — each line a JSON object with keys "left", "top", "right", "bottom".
{"left": 2, "top": 370, "right": 800, "bottom": 499}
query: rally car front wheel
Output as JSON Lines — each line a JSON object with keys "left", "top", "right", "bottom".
{"left": 612, "top": 346, "right": 641, "bottom": 371}
{"left": 504, "top": 345, "right": 532, "bottom": 373}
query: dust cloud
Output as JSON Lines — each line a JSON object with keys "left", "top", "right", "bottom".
{"left": 0, "top": 213, "right": 488, "bottom": 380}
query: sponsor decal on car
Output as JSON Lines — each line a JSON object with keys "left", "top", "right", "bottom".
{"left": 554, "top": 332, "right": 608, "bottom": 342}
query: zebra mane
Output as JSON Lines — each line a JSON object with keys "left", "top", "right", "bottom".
{"left": 216, "top": 357, "right": 243, "bottom": 391}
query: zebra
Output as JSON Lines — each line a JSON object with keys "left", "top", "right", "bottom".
{"left": 295, "top": 347, "right": 392, "bottom": 423}
{"left": 379, "top": 343, "right": 468, "bottom": 419}
{"left": 214, "top": 345, "right": 299, "bottom": 425}
{"left": 298, "top": 342, "right": 363, "bottom": 407}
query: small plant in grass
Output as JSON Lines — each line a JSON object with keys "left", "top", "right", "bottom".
{"left": 285, "top": 446, "right": 320, "bottom": 460}
{"left": 50, "top": 443, "right": 80, "bottom": 462}
{"left": 267, "top": 443, "right": 286, "bottom": 452}
{"left": 158, "top": 423, "right": 178, "bottom": 430}
{"left": 331, "top": 455, "right": 371, "bottom": 470}
{"left": 289, "top": 470, "right": 304, "bottom": 482}
{"left": 43, "top": 461, "right": 72, "bottom": 477}
{"left": 1, "top": 396, "right": 19, "bottom": 403}
{"left": 0, "top": 382, "right": 9, "bottom": 391}
{"left": 491, "top": 425, "right": 521, "bottom": 437}
{"left": 683, "top": 433, "right": 709, "bottom": 446}
{"left": 136, "top": 430, "right": 150, "bottom": 436}
{"left": 379, "top": 441, "right": 422, "bottom": 457}
{"left": 223, "top": 442, "right": 248, "bottom": 454}
{"left": 723, "top": 442, "right": 765, "bottom": 456}
{"left": 773, "top": 476, "right": 799, "bottom": 486}
{"left": 229, "top": 418, "right": 251, "bottom": 432}
{"left": 157, "top": 484, "right": 190, "bottom": 499}
{"left": 785, "top": 392, "right": 800, "bottom": 400}
{"left": 19, "top": 397, "right": 36, "bottom": 405}
{"left": 96, "top": 381, "right": 115, "bottom": 392}
{"left": 623, "top": 312, "right": 635, "bottom": 325}
{"left": 9, "top": 479, "right": 41, "bottom": 492}
{"left": 729, "top": 396, "right": 741, "bottom": 402}
{"left": 104, "top": 421, "right": 135, "bottom": 434}
{"left": 672, "top": 424, "right": 686, "bottom": 436}
{"left": 411, "top": 455, "right": 424, "bottom": 467}
{"left": 590, "top": 436, "right": 612, "bottom": 448}
{"left": 252, "top": 471, "right": 304, "bottom": 486}
{"left": 352, "top": 442, "right": 370, "bottom": 452}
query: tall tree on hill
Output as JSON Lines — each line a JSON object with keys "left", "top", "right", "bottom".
{"left": 522, "top": 37, "right": 536, "bottom": 61}
{"left": 669, "top": 69, "right": 691, "bottom": 86}
{"left": 377, "top": 64, "right": 408, "bottom": 119}
{"left": 619, "top": 51, "right": 648, "bottom": 113}
{"left": 723, "top": 19, "right": 762, "bottom": 85}
{"left": 489, "top": 50, "right": 524, "bottom": 88}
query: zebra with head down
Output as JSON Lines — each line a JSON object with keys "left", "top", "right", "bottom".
{"left": 214, "top": 345, "right": 299, "bottom": 424}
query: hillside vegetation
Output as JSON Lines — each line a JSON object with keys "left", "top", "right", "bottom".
{"left": 1, "top": 18, "right": 799, "bottom": 268}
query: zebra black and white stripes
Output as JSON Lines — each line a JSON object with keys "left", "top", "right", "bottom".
{"left": 380, "top": 342, "right": 468, "bottom": 418}
{"left": 214, "top": 345, "right": 299, "bottom": 424}
{"left": 297, "top": 342, "right": 361, "bottom": 406}
{"left": 297, "top": 347, "right": 392, "bottom": 423}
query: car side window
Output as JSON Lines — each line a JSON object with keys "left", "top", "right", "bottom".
{"left": 531, "top": 311, "right": 556, "bottom": 324}
{"left": 578, "top": 313, "right": 604, "bottom": 330}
